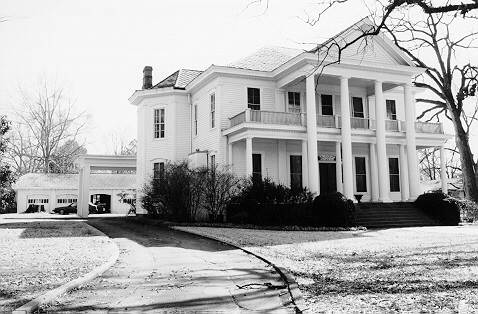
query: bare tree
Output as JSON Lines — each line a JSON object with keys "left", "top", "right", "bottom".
{"left": 382, "top": 11, "right": 478, "bottom": 201}
{"left": 419, "top": 146, "right": 462, "bottom": 181}
{"left": 104, "top": 129, "right": 136, "bottom": 156}
{"left": 7, "top": 78, "right": 88, "bottom": 174}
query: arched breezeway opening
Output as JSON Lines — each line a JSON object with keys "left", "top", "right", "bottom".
{"left": 77, "top": 155, "right": 136, "bottom": 218}
{"left": 91, "top": 193, "right": 112, "bottom": 213}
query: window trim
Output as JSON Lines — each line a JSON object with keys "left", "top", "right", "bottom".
{"left": 153, "top": 108, "right": 165, "bottom": 139}
{"left": 247, "top": 87, "right": 261, "bottom": 111}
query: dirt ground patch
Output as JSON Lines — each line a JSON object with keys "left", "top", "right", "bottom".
{"left": 176, "top": 225, "right": 478, "bottom": 313}
{"left": 0, "top": 216, "right": 116, "bottom": 312}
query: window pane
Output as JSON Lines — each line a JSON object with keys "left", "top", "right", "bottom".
{"left": 290, "top": 155, "right": 302, "bottom": 190}
{"left": 356, "top": 175, "right": 367, "bottom": 192}
{"left": 386, "top": 100, "right": 397, "bottom": 120}
{"left": 321, "top": 95, "right": 333, "bottom": 116}
{"left": 248, "top": 88, "right": 260, "bottom": 110}
{"left": 352, "top": 97, "right": 364, "bottom": 118}
{"left": 389, "top": 158, "right": 400, "bottom": 192}
{"left": 389, "top": 158, "right": 399, "bottom": 174}
{"left": 288, "top": 92, "right": 301, "bottom": 113}
{"left": 355, "top": 157, "right": 366, "bottom": 174}
{"left": 252, "top": 153, "right": 262, "bottom": 181}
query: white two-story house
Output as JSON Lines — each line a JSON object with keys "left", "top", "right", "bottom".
{"left": 130, "top": 18, "right": 452, "bottom": 215}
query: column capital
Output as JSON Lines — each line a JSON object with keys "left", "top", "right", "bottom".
{"left": 340, "top": 76, "right": 350, "bottom": 81}
{"left": 374, "top": 79, "right": 383, "bottom": 84}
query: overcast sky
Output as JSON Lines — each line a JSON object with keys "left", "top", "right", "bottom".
{"left": 0, "top": 0, "right": 476, "bottom": 156}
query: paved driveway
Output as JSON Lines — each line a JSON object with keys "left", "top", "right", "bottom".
{"left": 41, "top": 217, "right": 295, "bottom": 313}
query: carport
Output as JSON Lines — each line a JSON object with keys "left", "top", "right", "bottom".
{"left": 77, "top": 155, "right": 136, "bottom": 218}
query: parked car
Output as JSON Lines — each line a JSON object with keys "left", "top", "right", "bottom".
{"left": 52, "top": 202, "right": 98, "bottom": 215}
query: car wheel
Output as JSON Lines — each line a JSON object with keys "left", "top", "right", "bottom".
{"left": 59, "top": 209, "right": 65, "bottom": 215}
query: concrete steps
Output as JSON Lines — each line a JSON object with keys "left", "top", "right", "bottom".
{"left": 355, "top": 202, "right": 439, "bottom": 228}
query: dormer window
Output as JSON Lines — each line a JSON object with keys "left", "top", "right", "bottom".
{"left": 247, "top": 88, "right": 260, "bottom": 110}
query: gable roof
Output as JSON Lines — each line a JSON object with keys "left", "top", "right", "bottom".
{"left": 152, "top": 69, "right": 202, "bottom": 90}
{"left": 226, "top": 46, "right": 305, "bottom": 72}
{"left": 13, "top": 173, "right": 136, "bottom": 190}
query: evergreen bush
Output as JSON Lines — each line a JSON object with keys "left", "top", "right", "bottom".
{"left": 415, "top": 192, "right": 460, "bottom": 225}
{"left": 311, "top": 192, "right": 356, "bottom": 227}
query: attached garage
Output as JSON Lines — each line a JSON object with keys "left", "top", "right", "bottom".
{"left": 13, "top": 173, "right": 136, "bottom": 215}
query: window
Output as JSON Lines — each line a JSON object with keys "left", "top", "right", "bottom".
{"left": 389, "top": 158, "right": 400, "bottom": 192}
{"left": 252, "top": 153, "right": 262, "bottom": 181}
{"left": 355, "top": 157, "right": 367, "bottom": 192}
{"left": 28, "top": 198, "right": 49, "bottom": 204}
{"left": 247, "top": 88, "right": 260, "bottom": 110}
{"left": 386, "top": 100, "right": 397, "bottom": 120}
{"left": 153, "top": 162, "right": 165, "bottom": 181}
{"left": 57, "top": 198, "right": 77, "bottom": 204}
{"left": 194, "top": 104, "right": 198, "bottom": 136}
{"left": 288, "top": 92, "right": 301, "bottom": 113}
{"left": 210, "top": 93, "right": 216, "bottom": 128}
{"left": 321, "top": 94, "right": 334, "bottom": 116}
{"left": 154, "top": 108, "right": 165, "bottom": 138}
{"left": 290, "top": 155, "right": 302, "bottom": 190}
{"left": 352, "top": 97, "right": 364, "bottom": 118}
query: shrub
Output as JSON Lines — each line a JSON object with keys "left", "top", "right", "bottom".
{"left": 311, "top": 192, "right": 356, "bottom": 227}
{"left": 415, "top": 192, "right": 460, "bottom": 226}
{"left": 141, "top": 161, "right": 204, "bottom": 222}
{"left": 227, "top": 177, "right": 314, "bottom": 226}
{"left": 456, "top": 199, "right": 478, "bottom": 223}
{"left": 200, "top": 164, "right": 241, "bottom": 222}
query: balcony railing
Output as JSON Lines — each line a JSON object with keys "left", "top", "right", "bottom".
{"left": 415, "top": 121, "right": 443, "bottom": 134}
{"left": 350, "top": 117, "right": 371, "bottom": 129}
{"left": 316, "top": 114, "right": 337, "bottom": 128}
{"left": 385, "top": 120, "right": 400, "bottom": 131}
{"left": 228, "top": 110, "right": 444, "bottom": 134}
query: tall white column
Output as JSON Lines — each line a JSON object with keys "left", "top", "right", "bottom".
{"left": 399, "top": 144, "right": 410, "bottom": 201}
{"left": 440, "top": 145, "right": 448, "bottom": 194}
{"left": 404, "top": 83, "right": 420, "bottom": 200}
{"left": 245, "top": 137, "right": 253, "bottom": 177}
{"left": 374, "top": 80, "right": 391, "bottom": 202}
{"left": 340, "top": 76, "right": 354, "bottom": 199}
{"left": 369, "top": 143, "right": 379, "bottom": 202}
{"left": 335, "top": 142, "right": 343, "bottom": 193}
{"left": 78, "top": 164, "right": 90, "bottom": 218}
{"left": 302, "top": 140, "right": 309, "bottom": 189}
{"left": 306, "top": 75, "right": 319, "bottom": 194}
{"left": 278, "top": 140, "right": 287, "bottom": 184}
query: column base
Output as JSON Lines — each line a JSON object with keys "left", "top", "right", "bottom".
{"left": 407, "top": 197, "right": 417, "bottom": 202}
{"left": 378, "top": 198, "right": 393, "bottom": 203}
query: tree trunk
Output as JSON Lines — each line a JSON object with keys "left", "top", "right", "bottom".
{"left": 452, "top": 112, "right": 478, "bottom": 202}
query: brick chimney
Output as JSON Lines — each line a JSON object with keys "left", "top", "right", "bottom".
{"left": 142, "top": 66, "right": 153, "bottom": 89}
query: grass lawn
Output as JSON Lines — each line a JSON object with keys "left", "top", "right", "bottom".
{"left": 175, "top": 225, "right": 478, "bottom": 313}
{"left": 0, "top": 214, "right": 117, "bottom": 312}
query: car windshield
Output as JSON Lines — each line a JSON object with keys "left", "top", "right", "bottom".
{"left": 70, "top": 202, "right": 77, "bottom": 207}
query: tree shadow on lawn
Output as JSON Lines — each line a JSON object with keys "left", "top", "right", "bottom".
{"left": 0, "top": 220, "right": 100, "bottom": 238}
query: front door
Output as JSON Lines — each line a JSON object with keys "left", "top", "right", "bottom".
{"left": 319, "top": 163, "right": 337, "bottom": 194}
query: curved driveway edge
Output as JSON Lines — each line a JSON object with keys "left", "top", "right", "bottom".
{"left": 12, "top": 224, "right": 120, "bottom": 314}
{"left": 170, "top": 226, "right": 308, "bottom": 313}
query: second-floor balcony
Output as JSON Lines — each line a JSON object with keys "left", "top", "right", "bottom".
{"left": 228, "top": 109, "right": 444, "bottom": 134}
